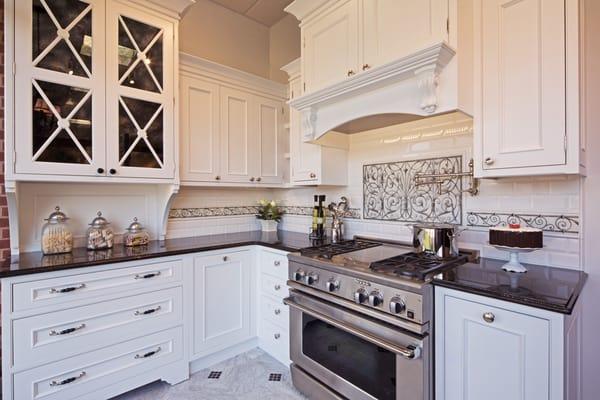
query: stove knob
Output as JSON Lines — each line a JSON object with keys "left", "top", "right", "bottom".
{"left": 293, "top": 270, "right": 305, "bottom": 281}
{"left": 389, "top": 297, "right": 406, "bottom": 314}
{"left": 304, "top": 273, "right": 319, "bottom": 285}
{"left": 354, "top": 288, "right": 368, "bottom": 304}
{"left": 325, "top": 279, "right": 340, "bottom": 292}
{"left": 368, "top": 291, "right": 384, "bottom": 307}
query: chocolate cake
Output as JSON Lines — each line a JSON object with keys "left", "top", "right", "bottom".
{"left": 489, "top": 224, "right": 543, "bottom": 249}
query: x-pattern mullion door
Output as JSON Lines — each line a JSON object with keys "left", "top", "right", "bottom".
{"left": 14, "top": 0, "right": 105, "bottom": 176}
{"left": 107, "top": 3, "right": 174, "bottom": 179}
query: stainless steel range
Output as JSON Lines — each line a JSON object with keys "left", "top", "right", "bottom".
{"left": 284, "top": 236, "right": 476, "bottom": 400}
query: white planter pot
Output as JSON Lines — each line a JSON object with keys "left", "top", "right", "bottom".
{"left": 260, "top": 220, "right": 279, "bottom": 232}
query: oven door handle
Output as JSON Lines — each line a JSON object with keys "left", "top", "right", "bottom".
{"left": 284, "top": 296, "right": 421, "bottom": 360}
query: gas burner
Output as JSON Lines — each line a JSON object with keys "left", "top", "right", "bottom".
{"left": 369, "top": 252, "right": 468, "bottom": 280}
{"left": 299, "top": 240, "right": 381, "bottom": 260}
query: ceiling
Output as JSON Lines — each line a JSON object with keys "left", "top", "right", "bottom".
{"left": 208, "top": 0, "right": 294, "bottom": 27}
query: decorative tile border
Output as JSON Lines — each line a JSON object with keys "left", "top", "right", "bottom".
{"left": 363, "top": 156, "right": 463, "bottom": 224}
{"left": 466, "top": 212, "right": 579, "bottom": 234}
{"left": 169, "top": 206, "right": 361, "bottom": 220}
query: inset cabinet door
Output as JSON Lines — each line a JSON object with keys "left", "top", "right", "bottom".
{"left": 14, "top": 0, "right": 106, "bottom": 176}
{"left": 361, "top": 0, "right": 448, "bottom": 69}
{"left": 106, "top": 2, "right": 175, "bottom": 179}
{"left": 193, "top": 251, "right": 253, "bottom": 356}
{"left": 478, "top": 0, "right": 566, "bottom": 171}
{"left": 256, "top": 95, "right": 284, "bottom": 184}
{"left": 219, "top": 86, "right": 258, "bottom": 183}
{"left": 180, "top": 75, "right": 221, "bottom": 183}
{"left": 439, "top": 294, "right": 550, "bottom": 400}
{"left": 302, "top": 0, "right": 359, "bottom": 93}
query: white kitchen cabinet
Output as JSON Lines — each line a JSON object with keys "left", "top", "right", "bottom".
{"left": 302, "top": 0, "right": 359, "bottom": 93}
{"left": 179, "top": 75, "right": 221, "bottom": 182}
{"left": 179, "top": 54, "right": 287, "bottom": 186}
{"left": 361, "top": 0, "right": 448, "bottom": 70}
{"left": 435, "top": 287, "right": 581, "bottom": 400}
{"left": 473, "top": 0, "right": 584, "bottom": 177}
{"left": 282, "top": 59, "right": 348, "bottom": 186}
{"left": 192, "top": 250, "right": 254, "bottom": 357}
{"left": 288, "top": 0, "right": 451, "bottom": 96}
{"left": 10, "top": 0, "right": 182, "bottom": 182}
{"left": 105, "top": 1, "right": 175, "bottom": 179}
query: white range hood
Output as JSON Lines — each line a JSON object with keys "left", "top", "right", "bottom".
{"left": 289, "top": 42, "right": 461, "bottom": 141}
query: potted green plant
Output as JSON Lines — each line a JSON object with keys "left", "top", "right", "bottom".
{"left": 256, "top": 200, "right": 282, "bottom": 232}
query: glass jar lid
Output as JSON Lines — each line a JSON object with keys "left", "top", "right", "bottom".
{"left": 45, "top": 206, "right": 69, "bottom": 223}
{"left": 126, "top": 217, "right": 145, "bottom": 233}
{"left": 89, "top": 211, "right": 110, "bottom": 228}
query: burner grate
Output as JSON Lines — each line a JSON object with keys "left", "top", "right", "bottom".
{"left": 300, "top": 240, "right": 381, "bottom": 259}
{"left": 370, "top": 252, "right": 468, "bottom": 280}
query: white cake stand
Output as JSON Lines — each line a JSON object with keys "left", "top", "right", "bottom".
{"left": 488, "top": 243, "right": 543, "bottom": 273}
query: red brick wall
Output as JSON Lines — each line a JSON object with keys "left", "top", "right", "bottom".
{"left": 0, "top": 0, "right": 9, "bottom": 261}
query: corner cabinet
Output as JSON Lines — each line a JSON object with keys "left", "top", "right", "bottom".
{"left": 179, "top": 54, "right": 287, "bottom": 186}
{"left": 282, "top": 58, "right": 348, "bottom": 186}
{"left": 435, "top": 287, "right": 582, "bottom": 400}
{"left": 473, "top": 0, "right": 585, "bottom": 177}
{"left": 9, "top": 0, "right": 184, "bottom": 182}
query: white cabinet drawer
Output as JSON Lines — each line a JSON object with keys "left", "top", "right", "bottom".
{"left": 14, "top": 327, "right": 183, "bottom": 400}
{"left": 259, "top": 250, "right": 288, "bottom": 280}
{"left": 261, "top": 274, "right": 288, "bottom": 299}
{"left": 259, "top": 319, "right": 289, "bottom": 364}
{"left": 12, "top": 259, "right": 183, "bottom": 312}
{"left": 12, "top": 287, "right": 183, "bottom": 370}
{"left": 260, "top": 294, "right": 289, "bottom": 330}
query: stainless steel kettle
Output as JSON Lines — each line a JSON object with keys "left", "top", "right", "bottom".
{"left": 412, "top": 223, "right": 460, "bottom": 259}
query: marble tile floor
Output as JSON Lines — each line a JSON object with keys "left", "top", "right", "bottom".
{"left": 112, "top": 348, "right": 307, "bottom": 400}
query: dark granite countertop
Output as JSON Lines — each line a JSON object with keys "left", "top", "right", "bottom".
{"left": 0, "top": 230, "right": 323, "bottom": 278}
{"left": 432, "top": 258, "right": 586, "bottom": 314}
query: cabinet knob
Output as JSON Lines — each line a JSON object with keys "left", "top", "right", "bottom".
{"left": 274, "top": 260, "right": 281, "bottom": 266}
{"left": 274, "top": 284, "right": 281, "bottom": 291}
{"left": 250, "top": 177, "right": 255, "bottom": 182}
{"left": 362, "top": 64, "right": 371, "bottom": 71}
{"left": 256, "top": 177, "right": 262, "bottom": 182}
{"left": 483, "top": 312, "right": 495, "bottom": 323}
{"left": 309, "top": 172, "right": 316, "bottom": 179}
{"left": 97, "top": 168, "right": 105, "bottom": 174}
{"left": 109, "top": 168, "right": 117, "bottom": 175}
{"left": 274, "top": 309, "right": 281, "bottom": 315}
{"left": 347, "top": 70, "right": 355, "bottom": 77}
{"left": 223, "top": 256, "right": 229, "bottom": 262}
{"left": 274, "top": 333, "right": 281, "bottom": 340}
{"left": 215, "top": 175, "right": 221, "bottom": 181}
{"left": 484, "top": 157, "right": 494, "bottom": 165}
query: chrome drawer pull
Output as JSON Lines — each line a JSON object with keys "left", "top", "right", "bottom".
{"left": 134, "top": 271, "right": 161, "bottom": 280}
{"left": 134, "top": 305, "right": 161, "bottom": 316}
{"left": 274, "top": 260, "right": 281, "bottom": 266}
{"left": 50, "top": 323, "right": 86, "bottom": 336}
{"left": 274, "top": 333, "right": 281, "bottom": 340}
{"left": 49, "top": 283, "right": 86, "bottom": 294}
{"left": 135, "top": 346, "right": 161, "bottom": 359}
{"left": 274, "top": 309, "right": 281, "bottom": 315}
{"left": 50, "top": 371, "right": 86, "bottom": 386}
{"left": 274, "top": 284, "right": 281, "bottom": 291}
{"left": 483, "top": 312, "right": 495, "bottom": 323}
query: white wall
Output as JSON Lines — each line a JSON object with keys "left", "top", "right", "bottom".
{"left": 269, "top": 14, "right": 301, "bottom": 83}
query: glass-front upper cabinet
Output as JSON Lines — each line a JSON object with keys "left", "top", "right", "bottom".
{"left": 105, "top": 2, "right": 175, "bottom": 179}
{"left": 14, "top": 0, "right": 106, "bottom": 176}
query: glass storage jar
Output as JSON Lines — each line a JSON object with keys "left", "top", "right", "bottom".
{"left": 86, "top": 211, "right": 114, "bottom": 250}
{"left": 124, "top": 217, "right": 150, "bottom": 247}
{"left": 41, "top": 206, "right": 73, "bottom": 255}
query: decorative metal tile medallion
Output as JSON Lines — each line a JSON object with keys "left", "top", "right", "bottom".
{"left": 466, "top": 212, "right": 579, "bottom": 234}
{"left": 208, "top": 371, "right": 222, "bottom": 379}
{"left": 268, "top": 373, "right": 282, "bottom": 382}
{"left": 363, "top": 156, "right": 463, "bottom": 224}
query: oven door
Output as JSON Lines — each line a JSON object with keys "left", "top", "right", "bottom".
{"left": 284, "top": 290, "right": 431, "bottom": 400}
